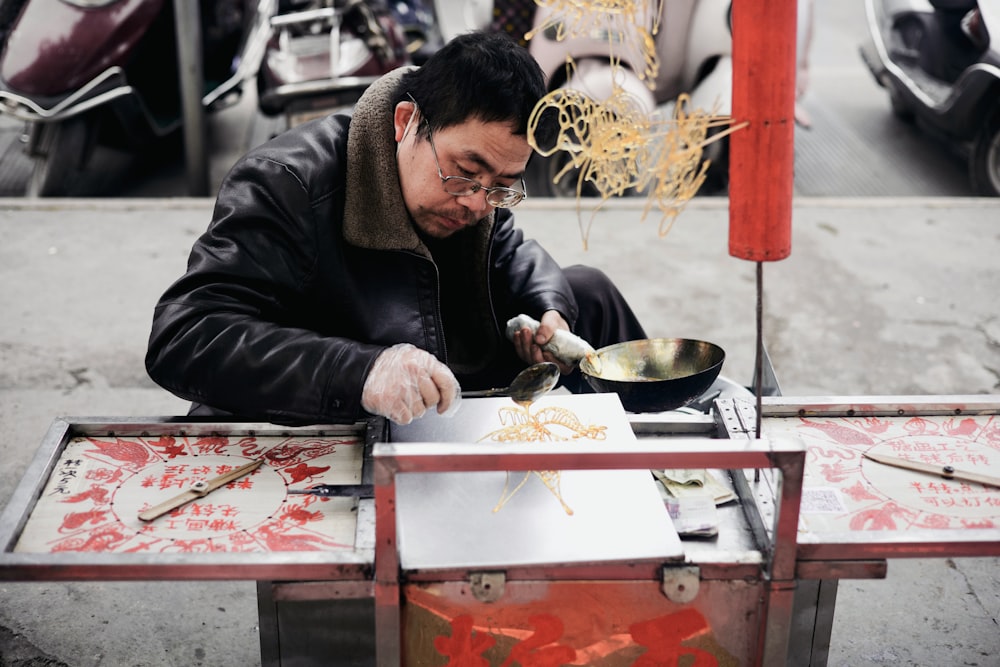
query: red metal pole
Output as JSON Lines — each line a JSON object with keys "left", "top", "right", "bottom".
{"left": 728, "top": 0, "right": 797, "bottom": 262}
{"left": 728, "top": 8, "right": 799, "bottom": 662}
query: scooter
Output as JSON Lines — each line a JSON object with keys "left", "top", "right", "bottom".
{"left": 499, "top": 0, "right": 735, "bottom": 198}
{"left": 860, "top": 0, "right": 1000, "bottom": 196}
{"left": 0, "top": 0, "right": 275, "bottom": 197}
{"left": 256, "top": 0, "right": 438, "bottom": 129}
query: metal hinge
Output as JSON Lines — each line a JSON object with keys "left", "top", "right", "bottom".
{"left": 469, "top": 571, "right": 506, "bottom": 603}
{"left": 661, "top": 565, "right": 700, "bottom": 603}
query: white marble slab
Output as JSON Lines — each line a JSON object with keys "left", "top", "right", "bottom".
{"left": 390, "top": 393, "right": 683, "bottom": 570}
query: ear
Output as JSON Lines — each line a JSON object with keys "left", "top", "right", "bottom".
{"left": 393, "top": 101, "right": 418, "bottom": 143}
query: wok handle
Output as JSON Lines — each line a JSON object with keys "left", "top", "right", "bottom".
{"left": 505, "top": 314, "right": 595, "bottom": 365}
{"left": 685, "top": 389, "right": 723, "bottom": 413}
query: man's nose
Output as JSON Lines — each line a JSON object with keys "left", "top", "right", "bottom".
{"left": 456, "top": 189, "right": 493, "bottom": 215}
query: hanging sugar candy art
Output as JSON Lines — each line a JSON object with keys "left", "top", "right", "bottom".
{"left": 528, "top": 69, "right": 746, "bottom": 248}
{"left": 525, "top": 0, "right": 747, "bottom": 248}
{"left": 479, "top": 404, "right": 609, "bottom": 515}
{"left": 525, "top": 0, "right": 663, "bottom": 84}
{"left": 637, "top": 94, "right": 747, "bottom": 238}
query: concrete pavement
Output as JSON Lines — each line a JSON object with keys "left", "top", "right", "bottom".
{"left": 1, "top": 196, "right": 999, "bottom": 666}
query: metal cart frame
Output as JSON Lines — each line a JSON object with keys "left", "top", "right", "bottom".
{"left": 4, "top": 395, "right": 998, "bottom": 665}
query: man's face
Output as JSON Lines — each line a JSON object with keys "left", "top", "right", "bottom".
{"left": 393, "top": 101, "right": 532, "bottom": 239}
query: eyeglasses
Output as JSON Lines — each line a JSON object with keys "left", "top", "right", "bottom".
{"left": 425, "top": 128, "right": 527, "bottom": 208}
{"left": 417, "top": 114, "right": 527, "bottom": 208}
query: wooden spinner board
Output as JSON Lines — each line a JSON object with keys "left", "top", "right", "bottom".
{"left": 13, "top": 430, "right": 366, "bottom": 555}
{"left": 760, "top": 405, "right": 1000, "bottom": 558}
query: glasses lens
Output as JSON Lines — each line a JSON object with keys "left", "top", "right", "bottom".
{"left": 487, "top": 189, "right": 524, "bottom": 208}
{"left": 441, "top": 177, "right": 479, "bottom": 197}
{"left": 440, "top": 176, "right": 524, "bottom": 208}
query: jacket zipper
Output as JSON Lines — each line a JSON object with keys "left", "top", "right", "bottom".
{"left": 403, "top": 249, "right": 449, "bottom": 364}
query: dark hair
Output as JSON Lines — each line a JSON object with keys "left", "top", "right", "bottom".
{"left": 395, "top": 31, "right": 554, "bottom": 142}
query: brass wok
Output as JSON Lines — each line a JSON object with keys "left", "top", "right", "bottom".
{"left": 579, "top": 338, "right": 726, "bottom": 413}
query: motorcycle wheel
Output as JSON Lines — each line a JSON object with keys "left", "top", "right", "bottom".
{"left": 25, "top": 116, "right": 93, "bottom": 198}
{"left": 886, "top": 84, "right": 917, "bottom": 122}
{"left": 969, "top": 106, "right": 1000, "bottom": 197}
{"left": 526, "top": 152, "right": 602, "bottom": 199}
{"left": 698, "top": 134, "right": 730, "bottom": 195}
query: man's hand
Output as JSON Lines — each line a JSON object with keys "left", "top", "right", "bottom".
{"left": 361, "top": 343, "right": 461, "bottom": 424}
{"left": 510, "top": 310, "right": 576, "bottom": 374}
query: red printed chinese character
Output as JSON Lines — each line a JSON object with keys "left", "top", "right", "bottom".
{"left": 434, "top": 614, "right": 495, "bottom": 666}
{"left": 189, "top": 503, "right": 216, "bottom": 517}
{"left": 500, "top": 614, "right": 575, "bottom": 667}
{"left": 629, "top": 608, "right": 718, "bottom": 666}
{"left": 160, "top": 464, "right": 193, "bottom": 490}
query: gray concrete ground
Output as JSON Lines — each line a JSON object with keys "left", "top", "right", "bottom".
{"left": 1, "top": 196, "right": 998, "bottom": 666}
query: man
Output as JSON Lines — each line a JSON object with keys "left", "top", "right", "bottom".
{"left": 145, "top": 31, "right": 646, "bottom": 425}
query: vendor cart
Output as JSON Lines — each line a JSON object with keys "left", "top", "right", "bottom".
{"left": 1, "top": 390, "right": 997, "bottom": 666}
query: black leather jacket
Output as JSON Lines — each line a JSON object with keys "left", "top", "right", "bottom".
{"left": 145, "top": 84, "right": 577, "bottom": 425}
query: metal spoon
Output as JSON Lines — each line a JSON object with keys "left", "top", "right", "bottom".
{"left": 461, "top": 362, "right": 561, "bottom": 404}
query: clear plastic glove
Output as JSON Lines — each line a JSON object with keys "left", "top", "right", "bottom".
{"left": 361, "top": 343, "right": 462, "bottom": 425}
{"left": 506, "top": 314, "right": 596, "bottom": 366}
